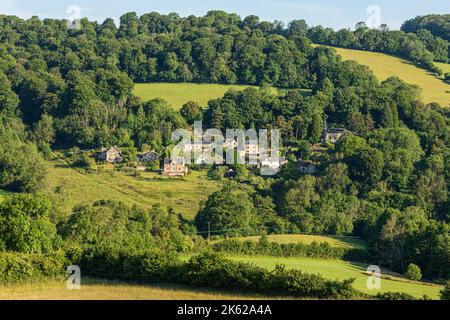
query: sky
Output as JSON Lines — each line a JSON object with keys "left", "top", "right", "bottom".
{"left": 0, "top": 0, "right": 448, "bottom": 30}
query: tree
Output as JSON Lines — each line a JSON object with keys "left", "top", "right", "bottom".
{"left": 335, "top": 134, "right": 368, "bottom": 158}
{"left": 0, "top": 139, "right": 46, "bottom": 192}
{"left": 180, "top": 101, "right": 203, "bottom": 124}
{"left": 195, "top": 184, "right": 260, "bottom": 237}
{"left": 308, "top": 113, "right": 323, "bottom": 143}
{"left": 405, "top": 263, "right": 422, "bottom": 281}
{"left": 0, "top": 194, "right": 57, "bottom": 253}
{"left": 288, "top": 20, "right": 308, "bottom": 37}
{"left": 63, "top": 200, "right": 189, "bottom": 251}
{"left": 347, "top": 147, "right": 384, "bottom": 187}
{"left": 32, "top": 114, "right": 55, "bottom": 155}
{"left": 0, "top": 72, "right": 19, "bottom": 115}
{"left": 440, "top": 282, "right": 450, "bottom": 300}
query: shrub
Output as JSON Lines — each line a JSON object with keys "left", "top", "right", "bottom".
{"left": 445, "top": 72, "right": 450, "bottom": 83}
{"left": 78, "top": 247, "right": 180, "bottom": 282}
{"left": 76, "top": 249, "right": 362, "bottom": 299}
{"left": 375, "top": 292, "right": 416, "bottom": 300}
{"left": 405, "top": 263, "right": 422, "bottom": 281}
{"left": 0, "top": 194, "right": 58, "bottom": 254}
{"left": 72, "top": 153, "right": 95, "bottom": 169}
{"left": 177, "top": 252, "right": 360, "bottom": 299}
{"left": 0, "top": 251, "right": 66, "bottom": 283}
{"left": 440, "top": 282, "right": 450, "bottom": 300}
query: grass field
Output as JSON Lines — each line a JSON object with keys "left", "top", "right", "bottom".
{"left": 236, "top": 234, "right": 366, "bottom": 250}
{"left": 134, "top": 83, "right": 262, "bottom": 110}
{"left": 42, "top": 157, "right": 221, "bottom": 219}
{"left": 0, "top": 189, "right": 12, "bottom": 203}
{"left": 0, "top": 279, "right": 279, "bottom": 300}
{"left": 436, "top": 62, "right": 450, "bottom": 74}
{"left": 317, "top": 45, "right": 450, "bottom": 107}
{"left": 232, "top": 256, "right": 442, "bottom": 299}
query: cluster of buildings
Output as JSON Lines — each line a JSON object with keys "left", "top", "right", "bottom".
{"left": 96, "top": 126, "right": 351, "bottom": 177}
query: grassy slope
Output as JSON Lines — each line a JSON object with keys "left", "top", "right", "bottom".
{"left": 0, "top": 279, "right": 280, "bottom": 300}
{"left": 436, "top": 62, "right": 450, "bottom": 74}
{"left": 0, "top": 189, "right": 12, "bottom": 203}
{"left": 318, "top": 45, "right": 450, "bottom": 107}
{"left": 232, "top": 256, "right": 442, "bottom": 299}
{"left": 236, "top": 234, "right": 366, "bottom": 250}
{"left": 134, "top": 83, "right": 256, "bottom": 110}
{"left": 43, "top": 158, "right": 221, "bottom": 219}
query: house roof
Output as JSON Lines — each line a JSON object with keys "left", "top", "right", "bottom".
{"left": 298, "top": 161, "right": 316, "bottom": 167}
{"left": 100, "top": 146, "right": 121, "bottom": 153}
{"left": 138, "top": 151, "right": 157, "bottom": 156}
{"left": 164, "top": 158, "right": 185, "bottom": 165}
{"left": 326, "top": 128, "right": 348, "bottom": 134}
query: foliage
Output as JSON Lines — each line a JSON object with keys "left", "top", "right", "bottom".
{"left": 0, "top": 194, "right": 58, "bottom": 254}
{"left": 440, "top": 282, "right": 450, "bottom": 300}
{"left": 0, "top": 251, "right": 66, "bottom": 283}
{"left": 61, "top": 200, "right": 192, "bottom": 252}
{"left": 405, "top": 263, "right": 422, "bottom": 281}
{"left": 195, "top": 183, "right": 261, "bottom": 237}
{"left": 375, "top": 292, "right": 416, "bottom": 300}
{"left": 212, "top": 239, "right": 368, "bottom": 261}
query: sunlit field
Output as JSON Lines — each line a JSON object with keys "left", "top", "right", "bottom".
{"left": 317, "top": 45, "right": 450, "bottom": 107}
{"left": 42, "top": 157, "right": 221, "bottom": 220}
{"left": 134, "top": 83, "right": 259, "bottom": 110}
{"left": 232, "top": 256, "right": 443, "bottom": 299}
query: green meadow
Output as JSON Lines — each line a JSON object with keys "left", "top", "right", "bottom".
{"left": 231, "top": 256, "right": 443, "bottom": 299}
{"left": 42, "top": 157, "right": 221, "bottom": 220}
{"left": 134, "top": 82, "right": 258, "bottom": 110}
{"left": 316, "top": 45, "right": 450, "bottom": 107}
{"left": 436, "top": 62, "right": 450, "bottom": 74}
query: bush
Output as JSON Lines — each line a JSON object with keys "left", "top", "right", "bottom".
{"left": 440, "top": 282, "right": 450, "bottom": 300}
{"left": 0, "top": 194, "right": 58, "bottom": 254}
{"left": 72, "top": 153, "right": 95, "bottom": 169}
{"left": 375, "top": 292, "right": 416, "bottom": 300}
{"left": 78, "top": 247, "right": 180, "bottom": 282}
{"left": 177, "top": 252, "right": 360, "bottom": 299}
{"left": 405, "top": 263, "right": 422, "bottom": 281}
{"left": 76, "top": 249, "right": 362, "bottom": 299}
{"left": 445, "top": 72, "right": 450, "bottom": 82}
{"left": 0, "top": 251, "right": 66, "bottom": 283}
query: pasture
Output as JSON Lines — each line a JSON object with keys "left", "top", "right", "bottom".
{"left": 232, "top": 256, "right": 443, "bottom": 299}
{"left": 42, "top": 157, "right": 221, "bottom": 220}
{"left": 436, "top": 62, "right": 450, "bottom": 74}
{"left": 318, "top": 45, "right": 450, "bottom": 107}
{"left": 134, "top": 82, "right": 260, "bottom": 110}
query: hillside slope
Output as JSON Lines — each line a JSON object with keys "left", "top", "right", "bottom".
{"left": 42, "top": 158, "right": 221, "bottom": 220}
{"left": 321, "top": 46, "right": 450, "bottom": 107}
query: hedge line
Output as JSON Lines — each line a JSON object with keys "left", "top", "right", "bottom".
{"left": 212, "top": 239, "right": 368, "bottom": 262}
{"left": 0, "top": 251, "right": 66, "bottom": 283}
{"left": 77, "top": 249, "right": 362, "bottom": 300}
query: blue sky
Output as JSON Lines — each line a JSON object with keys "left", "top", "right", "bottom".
{"left": 0, "top": 0, "right": 448, "bottom": 30}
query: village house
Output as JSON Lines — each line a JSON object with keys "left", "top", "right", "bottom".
{"left": 298, "top": 161, "right": 317, "bottom": 175}
{"left": 136, "top": 150, "right": 158, "bottom": 163}
{"left": 98, "top": 146, "right": 124, "bottom": 163}
{"left": 322, "top": 128, "right": 349, "bottom": 144}
{"left": 162, "top": 158, "right": 188, "bottom": 176}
